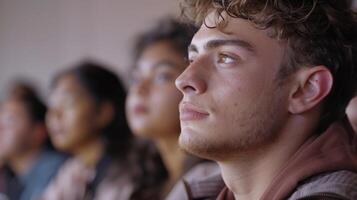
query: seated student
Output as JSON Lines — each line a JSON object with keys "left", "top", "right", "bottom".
{"left": 347, "top": 96, "right": 357, "bottom": 132}
{"left": 126, "top": 18, "right": 221, "bottom": 199}
{"left": 0, "top": 82, "right": 66, "bottom": 200}
{"left": 174, "top": 0, "right": 357, "bottom": 199}
{"left": 41, "top": 61, "right": 141, "bottom": 200}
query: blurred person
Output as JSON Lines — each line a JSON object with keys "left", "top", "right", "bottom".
{"left": 126, "top": 18, "right": 222, "bottom": 199}
{"left": 347, "top": 96, "right": 357, "bottom": 132}
{"left": 174, "top": 0, "right": 357, "bottom": 199}
{"left": 42, "top": 61, "right": 155, "bottom": 200}
{"left": 0, "top": 171, "right": 4, "bottom": 198}
{"left": 0, "top": 82, "right": 66, "bottom": 200}
{"left": 0, "top": 103, "right": 7, "bottom": 200}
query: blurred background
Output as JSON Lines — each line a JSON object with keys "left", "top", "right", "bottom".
{"left": 0, "top": 0, "right": 356, "bottom": 98}
{"left": 0, "top": 0, "right": 180, "bottom": 98}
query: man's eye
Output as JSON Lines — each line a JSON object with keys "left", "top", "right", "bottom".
{"left": 218, "top": 53, "right": 237, "bottom": 64}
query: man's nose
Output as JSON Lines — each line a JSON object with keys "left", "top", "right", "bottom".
{"left": 175, "top": 59, "right": 207, "bottom": 96}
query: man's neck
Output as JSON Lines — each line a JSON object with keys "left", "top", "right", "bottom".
{"left": 8, "top": 147, "right": 42, "bottom": 176}
{"left": 219, "top": 117, "right": 317, "bottom": 200}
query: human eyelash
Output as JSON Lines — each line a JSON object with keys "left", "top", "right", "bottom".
{"left": 217, "top": 53, "right": 238, "bottom": 64}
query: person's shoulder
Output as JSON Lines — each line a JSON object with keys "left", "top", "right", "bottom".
{"left": 288, "top": 170, "right": 357, "bottom": 200}
{"left": 26, "top": 150, "right": 68, "bottom": 182}
{"left": 40, "top": 150, "right": 68, "bottom": 166}
{"left": 94, "top": 161, "right": 135, "bottom": 200}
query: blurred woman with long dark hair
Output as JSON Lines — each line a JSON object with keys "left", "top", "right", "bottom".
{"left": 126, "top": 18, "right": 220, "bottom": 199}
{"left": 41, "top": 61, "right": 136, "bottom": 199}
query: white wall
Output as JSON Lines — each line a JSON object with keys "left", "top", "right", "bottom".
{"left": 0, "top": 0, "right": 180, "bottom": 98}
{"left": 2, "top": 0, "right": 355, "bottom": 98}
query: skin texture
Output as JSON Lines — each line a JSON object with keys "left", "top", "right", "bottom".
{"left": 175, "top": 11, "right": 333, "bottom": 200}
{"left": 176, "top": 14, "right": 289, "bottom": 161}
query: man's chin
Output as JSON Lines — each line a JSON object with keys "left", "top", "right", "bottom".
{"left": 178, "top": 130, "right": 218, "bottom": 160}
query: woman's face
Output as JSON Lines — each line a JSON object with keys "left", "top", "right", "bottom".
{"left": 126, "top": 40, "right": 188, "bottom": 138}
{"left": 0, "top": 99, "right": 35, "bottom": 161}
{"left": 46, "top": 74, "right": 101, "bottom": 153}
{"left": 347, "top": 96, "right": 357, "bottom": 132}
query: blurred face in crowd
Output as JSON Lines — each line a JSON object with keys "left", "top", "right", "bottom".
{"left": 126, "top": 40, "right": 187, "bottom": 139}
{"left": 0, "top": 98, "right": 36, "bottom": 161}
{"left": 175, "top": 13, "right": 292, "bottom": 160}
{"left": 347, "top": 96, "right": 357, "bottom": 132}
{"left": 47, "top": 74, "right": 102, "bottom": 154}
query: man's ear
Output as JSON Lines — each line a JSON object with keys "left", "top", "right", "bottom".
{"left": 288, "top": 66, "right": 333, "bottom": 114}
{"left": 96, "top": 102, "right": 115, "bottom": 129}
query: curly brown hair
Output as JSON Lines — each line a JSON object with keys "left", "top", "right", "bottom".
{"left": 181, "top": 0, "right": 357, "bottom": 132}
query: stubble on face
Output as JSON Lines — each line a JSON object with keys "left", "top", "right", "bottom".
{"left": 177, "top": 12, "right": 291, "bottom": 161}
{"left": 179, "top": 85, "right": 287, "bottom": 161}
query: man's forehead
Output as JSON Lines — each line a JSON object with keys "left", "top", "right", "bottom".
{"left": 191, "top": 25, "right": 231, "bottom": 45}
{"left": 191, "top": 13, "right": 284, "bottom": 52}
{"left": 191, "top": 21, "right": 255, "bottom": 50}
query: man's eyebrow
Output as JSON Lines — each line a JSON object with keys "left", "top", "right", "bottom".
{"left": 205, "top": 39, "right": 256, "bottom": 53}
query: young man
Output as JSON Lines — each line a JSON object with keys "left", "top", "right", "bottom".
{"left": 175, "top": 0, "right": 357, "bottom": 199}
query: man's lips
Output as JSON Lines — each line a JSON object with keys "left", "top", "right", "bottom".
{"left": 179, "top": 102, "right": 209, "bottom": 121}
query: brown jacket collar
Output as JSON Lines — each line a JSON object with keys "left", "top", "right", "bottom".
{"left": 217, "top": 119, "right": 357, "bottom": 200}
